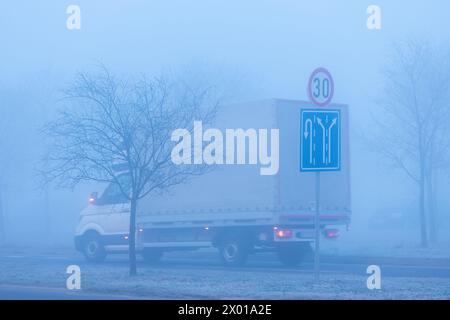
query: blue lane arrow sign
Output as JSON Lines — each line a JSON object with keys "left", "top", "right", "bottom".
{"left": 300, "top": 109, "right": 341, "bottom": 172}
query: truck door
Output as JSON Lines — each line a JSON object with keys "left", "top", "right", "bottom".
{"left": 96, "top": 181, "right": 129, "bottom": 237}
{"left": 108, "top": 202, "right": 130, "bottom": 235}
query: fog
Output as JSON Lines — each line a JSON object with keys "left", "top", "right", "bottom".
{"left": 1, "top": 0, "right": 450, "bottom": 255}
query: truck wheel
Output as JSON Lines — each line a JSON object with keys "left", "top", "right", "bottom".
{"left": 141, "top": 248, "right": 163, "bottom": 264}
{"left": 277, "top": 242, "right": 311, "bottom": 267}
{"left": 82, "top": 232, "right": 106, "bottom": 262}
{"left": 219, "top": 235, "right": 249, "bottom": 267}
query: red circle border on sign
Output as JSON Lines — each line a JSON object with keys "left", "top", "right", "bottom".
{"left": 307, "top": 67, "right": 334, "bottom": 107}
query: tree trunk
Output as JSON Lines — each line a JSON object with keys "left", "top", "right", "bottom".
{"left": 427, "top": 169, "right": 438, "bottom": 244}
{"left": 44, "top": 186, "right": 52, "bottom": 244}
{"left": 419, "top": 166, "right": 428, "bottom": 248}
{"left": 129, "top": 196, "right": 138, "bottom": 276}
{"left": 0, "top": 181, "right": 5, "bottom": 245}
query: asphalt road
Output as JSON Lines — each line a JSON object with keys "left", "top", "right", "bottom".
{"left": 1, "top": 250, "right": 449, "bottom": 299}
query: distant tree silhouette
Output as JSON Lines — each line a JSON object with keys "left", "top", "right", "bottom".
{"left": 374, "top": 40, "right": 450, "bottom": 246}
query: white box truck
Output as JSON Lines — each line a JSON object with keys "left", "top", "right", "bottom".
{"left": 74, "top": 99, "right": 350, "bottom": 266}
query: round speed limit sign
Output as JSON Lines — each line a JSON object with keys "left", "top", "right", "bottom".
{"left": 308, "top": 68, "right": 334, "bottom": 107}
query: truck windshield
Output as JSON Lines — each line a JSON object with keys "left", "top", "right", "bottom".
{"left": 97, "top": 174, "right": 131, "bottom": 205}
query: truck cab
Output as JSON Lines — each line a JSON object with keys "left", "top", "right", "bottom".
{"left": 74, "top": 183, "right": 130, "bottom": 262}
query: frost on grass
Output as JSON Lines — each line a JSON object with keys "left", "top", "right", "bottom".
{"left": 0, "top": 259, "right": 449, "bottom": 299}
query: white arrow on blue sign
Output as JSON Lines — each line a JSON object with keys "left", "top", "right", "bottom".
{"left": 300, "top": 109, "right": 341, "bottom": 172}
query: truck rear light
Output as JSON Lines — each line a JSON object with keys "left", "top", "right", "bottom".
{"left": 324, "top": 229, "right": 339, "bottom": 238}
{"left": 274, "top": 228, "right": 293, "bottom": 239}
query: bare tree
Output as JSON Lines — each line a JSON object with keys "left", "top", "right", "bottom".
{"left": 0, "top": 104, "right": 9, "bottom": 245}
{"left": 43, "top": 67, "right": 218, "bottom": 275}
{"left": 425, "top": 113, "right": 450, "bottom": 243}
{"left": 373, "top": 40, "right": 450, "bottom": 247}
{"left": 0, "top": 180, "right": 5, "bottom": 245}
{"left": 0, "top": 90, "right": 18, "bottom": 245}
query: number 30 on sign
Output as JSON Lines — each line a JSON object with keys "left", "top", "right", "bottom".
{"left": 308, "top": 68, "right": 334, "bottom": 107}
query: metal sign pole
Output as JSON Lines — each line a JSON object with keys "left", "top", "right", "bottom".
{"left": 306, "top": 67, "right": 336, "bottom": 283}
{"left": 314, "top": 171, "right": 321, "bottom": 281}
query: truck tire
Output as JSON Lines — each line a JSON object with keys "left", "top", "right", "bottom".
{"left": 141, "top": 248, "right": 163, "bottom": 264}
{"left": 82, "top": 232, "right": 106, "bottom": 262}
{"left": 219, "top": 235, "right": 250, "bottom": 267}
{"left": 277, "top": 242, "right": 311, "bottom": 267}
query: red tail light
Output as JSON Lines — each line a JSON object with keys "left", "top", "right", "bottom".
{"left": 274, "top": 228, "right": 293, "bottom": 239}
{"left": 324, "top": 229, "right": 339, "bottom": 238}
